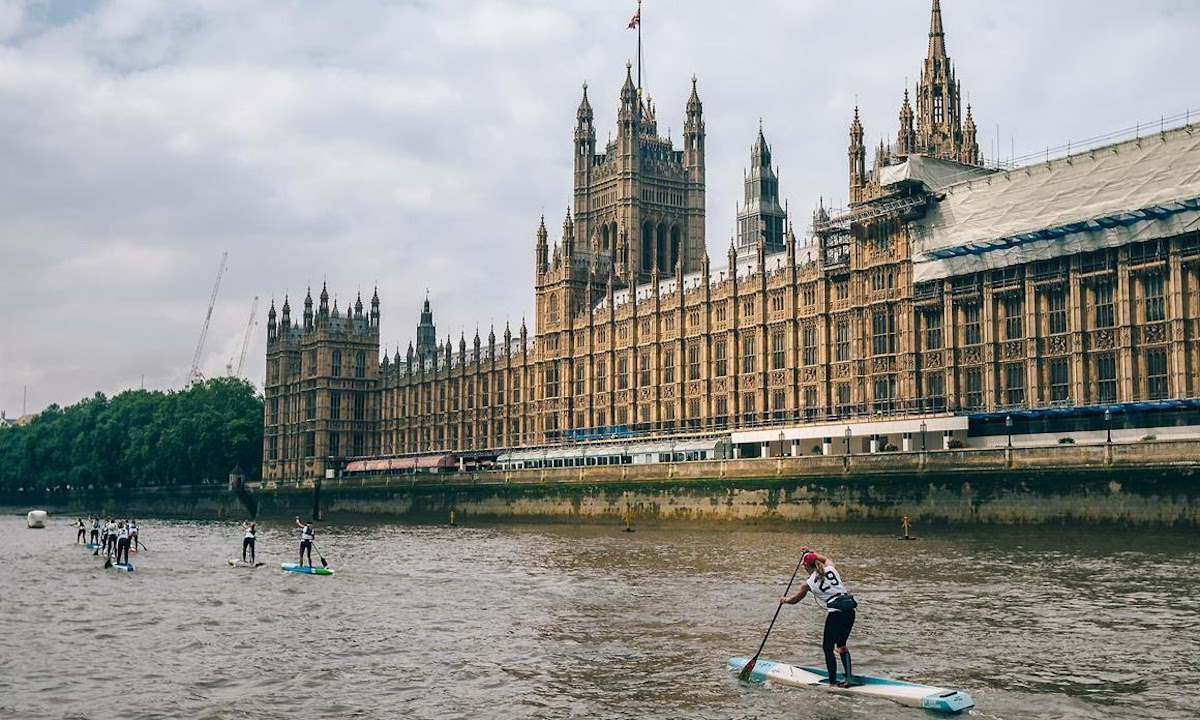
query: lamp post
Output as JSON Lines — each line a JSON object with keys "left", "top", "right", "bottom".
{"left": 1104, "top": 408, "right": 1112, "bottom": 445}
{"left": 779, "top": 431, "right": 785, "bottom": 458}
{"left": 920, "top": 421, "right": 927, "bottom": 452}
{"left": 1005, "top": 415, "right": 1013, "bottom": 448}
{"left": 845, "top": 426, "right": 852, "bottom": 456}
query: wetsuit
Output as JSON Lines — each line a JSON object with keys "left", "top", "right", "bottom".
{"left": 806, "top": 563, "right": 856, "bottom": 685}
{"left": 242, "top": 525, "right": 256, "bottom": 563}
{"left": 299, "top": 524, "right": 314, "bottom": 567}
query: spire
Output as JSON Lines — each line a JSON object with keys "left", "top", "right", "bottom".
{"left": 928, "top": 0, "right": 946, "bottom": 60}
{"left": 354, "top": 292, "right": 363, "bottom": 317}
{"left": 751, "top": 120, "right": 770, "bottom": 169}
{"left": 897, "top": 87, "right": 916, "bottom": 155}
{"left": 576, "top": 81, "right": 593, "bottom": 124}
{"left": 619, "top": 60, "right": 638, "bottom": 127}
{"left": 535, "top": 215, "right": 549, "bottom": 274}
{"left": 686, "top": 74, "right": 702, "bottom": 116}
{"left": 415, "top": 292, "right": 437, "bottom": 360}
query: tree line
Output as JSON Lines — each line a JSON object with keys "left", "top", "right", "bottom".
{"left": 0, "top": 378, "right": 263, "bottom": 493}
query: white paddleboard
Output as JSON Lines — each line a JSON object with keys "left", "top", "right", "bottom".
{"left": 228, "top": 559, "right": 263, "bottom": 568}
{"left": 729, "top": 656, "right": 974, "bottom": 714}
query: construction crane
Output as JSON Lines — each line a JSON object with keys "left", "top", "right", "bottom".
{"left": 227, "top": 295, "right": 259, "bottom": 378}
{"left": 186, "top": 252, "right": 228, "bottom": 387}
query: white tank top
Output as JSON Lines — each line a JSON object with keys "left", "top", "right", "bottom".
{"left": 805, "top": 563, "right": 851, "bottom": 613}
{"left": 245, "top": 527, "right": 255, "bottom": 539}
{"left": 117, "top": 527, "right": 128, "bottom": 540}
{"left": 301, "top": 526, "right": 314, "bottom": 541}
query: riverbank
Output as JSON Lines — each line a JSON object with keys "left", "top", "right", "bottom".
{"left": 7, "top": 440, "right": 1198, "bottom": 526}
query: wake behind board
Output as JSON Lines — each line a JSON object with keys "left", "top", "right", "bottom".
{"left": 281, "top": 563, "right": 334, "bottom": 576}
{"left": 228, "top": 559, "right": 264, "bottom": 568}
{"left": 729, "top": 657, "right": 973, "bottom": 714}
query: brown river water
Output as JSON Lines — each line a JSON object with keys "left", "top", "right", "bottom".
{"left": 1, "top": 514, "right": 1196, "bottom": 720}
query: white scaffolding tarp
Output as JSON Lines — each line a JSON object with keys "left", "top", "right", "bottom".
{"left": 910, "top": 125, "right": 1200, "bottom": 282}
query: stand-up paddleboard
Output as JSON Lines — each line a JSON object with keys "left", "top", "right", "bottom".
{"left": 226, "top": 556, "right": 262, "bottom": 568}
{"left": 281, "top": 563, "right": 334, "bottom": 576}
{"left": 84, "top": 542, "right": 98, "bottom": 550}
{"left": 107, "top": 562, "right": 135, "bottom": 572}
{"left": 729, "top": 657, "right": 973, "bottom": 714}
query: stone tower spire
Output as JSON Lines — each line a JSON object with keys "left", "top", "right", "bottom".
{"left": 848, "top": 106, "right": 866, "bottom": 204}
{"left": 574, "top": 82, "right": 595, "bottom": 190}
{"left": 535, "top": 215, "right": 549, "bottom": 274}
{"left": 736, "top": 122, "right": 787, "bottom": 260}
{"left": 415, "top": 292, "right": 437, "bottom": 361}
{"left": 928, "top": 0, "right": 946, "bottom": 59}
{"left": 913, "top": 0, "right": 974, "bottom": 163}
{"left": 897, "top": 88, "right": 916, "bottom": 156}
{"left": 961, "top": 103, "right": 981, "bottom": 165}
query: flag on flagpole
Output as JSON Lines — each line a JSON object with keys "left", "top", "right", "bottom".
{"left": 627, "top": 9, "right": 640, "bottom": 29}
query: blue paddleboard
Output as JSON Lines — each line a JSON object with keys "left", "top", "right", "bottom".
{"left": 281, "top": 563, "right": 334, "bottom": 575}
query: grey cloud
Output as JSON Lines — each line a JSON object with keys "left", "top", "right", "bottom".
{"left": 2, "top": 0, "right": 1199, "bottom": 415}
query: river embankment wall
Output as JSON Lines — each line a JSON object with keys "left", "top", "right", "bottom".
{"left": 7, "top": 441, "right": 1199, "bottom": 526}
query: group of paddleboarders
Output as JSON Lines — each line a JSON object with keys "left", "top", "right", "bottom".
{"left": 75, "top": 516, "right": 140, "bottom": 566}
{"left": 779, "top": 548, "right": 857, "bottom": 688}
{"left": 231, "top": 516, "right": 318, "bottom": 567}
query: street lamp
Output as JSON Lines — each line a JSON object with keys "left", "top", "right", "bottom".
{"left": 1005, "top": 415, "right": 1013, "bottom": 448}
{"left": 845, "top": 426, "right": 852, "bottom": 456}
{"left": 920, "top": 421, "right": 928, "bottom": 452}
{"left": 1104, "top": 408, "right": 1112, "bottom": 444}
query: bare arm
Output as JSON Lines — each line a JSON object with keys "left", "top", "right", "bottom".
{"left": 781, "top": 584, "right": 810, "bottom": 605}
{"left": 295, "top": 516, "right": 304, "bottom": 529}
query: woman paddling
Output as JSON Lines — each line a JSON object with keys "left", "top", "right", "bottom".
{"left": 241, "top": 521, "right": 257, "bottom": 564}
{"left": 780, "top": 549, "right": 857, "bottom": 688}
{"left": 294, "top": 516, "right": 315, "bottom": 567}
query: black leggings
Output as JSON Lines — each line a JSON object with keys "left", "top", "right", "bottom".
{"left": 116, "top": 538, "right": 130, "bottom": 565}
{"left": 300, "top": 540, "right": 312, "bottom": 565}
{"left": 822, "top": 610, "right": 855, "bottom": 683}
{"left": 242, "top": 537, "right": 255, "bottom": 561}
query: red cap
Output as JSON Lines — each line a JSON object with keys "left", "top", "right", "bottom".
{"left": 802, "top": 552, "right": 819, "bottom": 566}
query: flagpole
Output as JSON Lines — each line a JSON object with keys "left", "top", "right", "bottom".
{"left": 636, "top": 0, "right": 642, "bottom": 91}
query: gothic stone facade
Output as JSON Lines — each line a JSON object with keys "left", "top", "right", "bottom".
{"left": 262, "top": 1, "right": 1200, "bottom": 484}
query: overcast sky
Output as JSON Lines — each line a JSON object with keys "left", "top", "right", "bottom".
{"left": 1, "top": 0, "right": 1197, "bottom": 416}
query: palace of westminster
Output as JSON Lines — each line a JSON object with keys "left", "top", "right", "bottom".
{"left": 263, "top": 1, "right": 1200, "bottom": 483}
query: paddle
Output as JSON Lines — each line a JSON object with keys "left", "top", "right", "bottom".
{"left": 137, "top": 539, "right": 149, "bottom": 552}
{"left": 311, "top": 542, "right": 328, "bottom": 569}
{"left": 739, "top": 549, "right": 808, "bottom": 681}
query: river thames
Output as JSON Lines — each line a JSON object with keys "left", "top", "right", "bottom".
{"left": 2, "top": 514, "right": 1196, "bottom": 719}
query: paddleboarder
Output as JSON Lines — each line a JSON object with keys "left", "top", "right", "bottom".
{"left": 780, "top": 550, "right": 857, "bottom": 688}
{"left": 114, "top": 520, "right": 131, "bottom": 566}
{"left": 76, "top": 518, "right": 86, "bottom": 544}
{"left": 241, "top": 521, "right": 257, "bottom": 563}
{"left": 90, "top": 517, "right": 100, "bottom": 545}
{"left": 129, "top": 519, "right": 140, "bottom": 552}
{"left": 294, "top": 516, "right": 315, "bottom": 568}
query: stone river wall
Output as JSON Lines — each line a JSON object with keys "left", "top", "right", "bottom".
{"left": 7, "top": 441, "right": 1199, "bottom": 527}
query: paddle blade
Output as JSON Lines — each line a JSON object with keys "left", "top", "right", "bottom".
{"left": 738, "top": 656, "right": 758, "bottom": 681}
{"left": 318, "top": 555, "right": 328, "bottom": 568}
